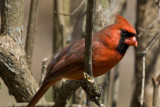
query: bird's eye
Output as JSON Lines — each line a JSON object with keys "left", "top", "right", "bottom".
{"left": 121, "top": 30, "right": 128, "bottom": 38}
{"left": 121, "top": 29, "right": 135, "bottom": 38}
{"left": 121, "top": 30, "right": 127, "bottom": 35}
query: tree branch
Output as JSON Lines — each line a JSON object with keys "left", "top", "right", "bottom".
{"left": 1, "top": 102, "right": 55, "bottom": 107}
{"left": 84, "top": 1, "right": 105, "bottom": 106}
{"left": 139, "top": 55, "right": 145, "bottom": 107}
{"left": 54, "top": 80, "right": 81, "bottom": 107}
{"left": 81, "top": 73, "right": 104, "bottom": 107}
{"left": 54, "top": 0, "right": 84, "bottom": 16}
{"left": 40, "top": 58, "right": 48, "bottom": 86}
{"left": 85, "top": 0, "right": 95, "bottom": 77}
{"left": 25, "top": 0, "right": 39, "bottom": 71}
{"left": 0, "top": 0, "right": 40, "bottom": 102}
{"left": 132, "top": 0, "right": 160, "bottom": 106}
{"left": 141, "top": 32, "right": 160, "bottom": 55}
{"left": 139, "top": 32, "right": 160, "bottom": 107}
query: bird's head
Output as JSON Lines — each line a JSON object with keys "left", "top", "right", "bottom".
{"left": 109, "top": 15, "right": 138, "bottom": 55}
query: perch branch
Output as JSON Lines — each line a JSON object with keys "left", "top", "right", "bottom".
{"left": 54, "top": 80, "right": 81, "bottom": 107}
{"left": 81, "top": 73, "right": 104, "bottom": 107}
{"left": 54, "top": 77, "right": 105, "bottom": 107}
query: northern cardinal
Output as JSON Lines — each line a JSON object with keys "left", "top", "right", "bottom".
{"left": 27, "top": 15, "right": 137, "bottom": 107}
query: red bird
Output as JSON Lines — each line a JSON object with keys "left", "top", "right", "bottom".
{"left": 27, "top": 15, "right": 137, "bottom": 107}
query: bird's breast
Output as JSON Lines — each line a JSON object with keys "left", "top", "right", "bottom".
{"left": 92, "top": 46, "right": 123, "bottom": 77}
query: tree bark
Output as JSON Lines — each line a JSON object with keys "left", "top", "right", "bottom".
{"left": 131, "top": 0, "right": 160, "bottom": 107}
{"left": 0, "top": 0, "right": 40, "bottom": 102}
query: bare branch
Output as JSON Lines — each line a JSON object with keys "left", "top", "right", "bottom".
{"left": 136, "top": 1, "right": 160, "bottom": 106}
{"left": 54, "top": 0, "right": 84, "bottom": 16}
{"left": 25, "top": 0, "right": 39, "bottom": 71}
{"left": 139, "top": 32, "right": 160, "bottom": 107}
{"left": 84, "top": 1, "right": 105, "bottom": 106}
{"left": 82, "top": 73, "right": 104, "bottom": 107}
{"left": 1, "top": 102, "right": 97, "bottom": 107}
{"left": 85, "top": 0, "right": 95, "bottom": 77}
{"left": 137, "top": 18, "right": 160, "bottom": 38}
{"left": 139, "top": 56, "right": 146, "bottom": 107}
{"left": 141, "top": 32, "right": 160, "bottom": 55}
{"left": 40, "top": 58, "right": 48, "bottom": 86}
{"left": 54, "top": 75, "right": 105, "bottom": 107}
{"left": 1, "top": 102, "right": 55, "bottom": 107}
{"left": 54, "top": 80, "right": 81, "bottom": 107}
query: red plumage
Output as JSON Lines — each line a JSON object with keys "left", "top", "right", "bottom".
{"left": 27, "top": 15, "right": 137, "bottom": 107}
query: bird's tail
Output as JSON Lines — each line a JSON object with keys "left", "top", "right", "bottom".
{"left": 27, "top": 78, "right": 61, "bottom": 107}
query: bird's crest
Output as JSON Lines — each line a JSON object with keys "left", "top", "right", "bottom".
{"left": 115, "top": 14, "right": 128, "bottom": 24}
{"left": 114, "top": 14, "right": 136, "bottom": 34}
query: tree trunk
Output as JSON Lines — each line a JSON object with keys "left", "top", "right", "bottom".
{"left": 131, "top": 0, "right": 160, "bottom": 107}
{"left": 0, "top": 0, "right": 40, "bottom": 102}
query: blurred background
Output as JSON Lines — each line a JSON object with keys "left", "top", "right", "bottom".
{"left": 0, "top": 0, "right": 160, "bottom": 107}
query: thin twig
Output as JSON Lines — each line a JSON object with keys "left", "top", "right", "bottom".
{"left": 40, "top": 58, "right": 48, "bottom": 86}
{"left": 138, "top": 27, "right": 158, "bottom": 33}
{"left": 141, "top": 32, "right": 160, "bottom": 55}
{"left": 54, "top": 0, "right": 84, "bottom": 16}
{"left": 85, "top": 0, "right": 95, "bottom": 77}
{"left": 138, "top": 18, "right": 160, "bottom": 38}
{"left": 140, "top": 55, "right": 146, "bottom": 107}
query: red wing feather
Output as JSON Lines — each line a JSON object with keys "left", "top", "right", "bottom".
{"left": 43, "top": 39, "right": 85, "bottom": 83}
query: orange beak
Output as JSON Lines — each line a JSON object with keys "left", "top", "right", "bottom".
{"left": 124, "top": 36, "right": 138, "bottom": 47}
